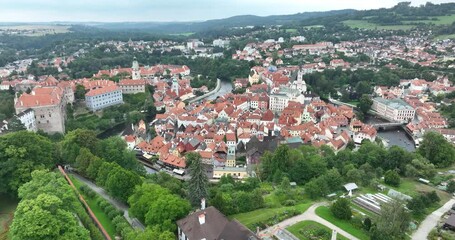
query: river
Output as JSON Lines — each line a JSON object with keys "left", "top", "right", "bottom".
{"left": 364, "top": 115, "right": 415, "bottom": 152}
{"left": 205, "top": 80, "right": 233, "bottom": 100}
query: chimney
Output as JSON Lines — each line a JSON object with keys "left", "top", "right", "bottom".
{"left": 198, "top": 213, "right": 205, "bottom": 225}
{"left": 201, "top": 198, "right": 206, "bottom": 210}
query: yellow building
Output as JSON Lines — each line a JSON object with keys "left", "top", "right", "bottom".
{"left": 213, "top": 167, "right": 248, "bottom": 179}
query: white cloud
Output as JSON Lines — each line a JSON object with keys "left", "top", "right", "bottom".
{"left": 0, "top": 0, "right": 453, "bottom": 22}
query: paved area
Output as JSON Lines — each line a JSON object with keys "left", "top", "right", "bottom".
{"left": 71, "top": 173, "right": 145, "bottom": 230}
{"left": 259, "top": 202, "right": 359, "bottom": 240}
{"left": 412, "top": 198, "right": 455, "bottom": 239}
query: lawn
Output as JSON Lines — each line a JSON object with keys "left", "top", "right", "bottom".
{"left": 343, "top": 20, "right": 415, "bottom": 30}
{"left": 315, "top": 206, "right": 370, "bottom": 240}
{"left": 169, "top": 32, "right": 194, "bottom": 36}
{"left": 231, "top": 202, "right": 312, "bottom": 230}
{"left": 285, "top": 28, "right": 297, "bottom": 33}
{"left": 403, "top": 14, "right": 455, "bottom": 25}
{"left": 287, "top": 220, "right": 349, "bottom": 240}
{"left": 69, "top": 176, "right": 117, "bottom": 239}
{"left": 434, "top": 34, "right": 455, "bottom": 40}
{"left": 0, "top": 195, "right": 18, "bottom": 240}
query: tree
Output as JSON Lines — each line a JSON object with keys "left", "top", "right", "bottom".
{"left": 75, "top": 84, "right": 86, "bottom": 100}
{"left": 99, "top": 136, "right": 144, "bottom": 174}
{"left": 106, "top": 167, "right": 143, "bottom": 202}
{"left": 418, "top": 132, "right": 455, "bottom": 168}
{"left": 384, "top": 170, "right": 400, "bottom": 187}
{"left": 330, "top": 198, "right": 352, "bottom": 220}
{"left": 128, "top": 183, "right": 190, "bottom": 232}
{"left": 60, "top": 129, "right": 99, "bottom": 164}
{"left": 0, "top": 131, "right": 55, "bottom": 195}
{"left": 7, "top": 117, "right": 25, "bottom": 132}
{"left": 187, "top": 152, "right": 209, "bottom": 206}
{"left": 125, "top": 226, "right": 174, "bottom": 240}
{"left": 447, "top": 180, "right": 455, "bottom": 193}
{"left": 9, "top": 193, "right": 90, "bottom": 240}
{"left": 371, "top": 199, "right": 410, "bottom": 240}
{"left": 358, "top": 94, "right": 373, "bottom": 114}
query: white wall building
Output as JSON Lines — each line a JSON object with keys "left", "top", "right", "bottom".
{"left": 16, "top": 108, "right": 36, "bottom": 132}
{"left": 372, "top": 97, "right": 415, "bottom": 122}
{"left": 85, "top": 85, "right": 123, "bottom": 111}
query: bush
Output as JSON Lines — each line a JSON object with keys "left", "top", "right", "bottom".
{"left": 283, "top": 200, "right": 296, "bottom": 206}
{"left": 384, "top": 170, "right": 400, "bottom": 187}
{"left": 107, "top": 209, "right": 122, "bottom": 220}
{"left": 363, "top": 217, "right": 372, "bottom": 231}
{"left": 330, "top": 198, "right": 352, "bottom": 220}
{"left": 97, "top": 199, "right": 110, "bottom": 211}
{"left": 104, "top": 205, "right": 116, "bottom": 215}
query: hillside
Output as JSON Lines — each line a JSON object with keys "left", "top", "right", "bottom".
{"left": 90, "top": 9, "right": 355, "bottom": 33}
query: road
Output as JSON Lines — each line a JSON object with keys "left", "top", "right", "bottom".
{"left": 71, "top": 173, "right": 145, "bottom": 230}
{"left": 259, "top": 202, "right": 359, "bottom": 240}
{"left": 412, "top": 198, "right": 455, "bottom": 239}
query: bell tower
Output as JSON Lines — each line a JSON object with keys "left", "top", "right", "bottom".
{"left": 132, "top": 57, "right": 141, "bottom": 80}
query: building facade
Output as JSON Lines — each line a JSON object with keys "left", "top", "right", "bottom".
{"left": 16, "top": 108, "right": 37, "bottom": 132}
{"left": 119, "top": 79, "right": 146, "bottom": 94}
{"left": 372, "top": 97, "right": 415, "bottom": 122}
{"left": 15, "top": 87, "right": 68, "bottom": 133}
{"left": 85, "top": 85, "right": 123, "bottom": 111}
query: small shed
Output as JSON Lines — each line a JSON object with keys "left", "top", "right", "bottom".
{"left": 344, "top": 183, "right": 359, "bottom": 192}
{"left": 290, "top": 182, "right": 297, "bottom": 187}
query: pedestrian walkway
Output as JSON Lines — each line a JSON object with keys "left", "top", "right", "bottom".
{"left": 71, "top": 173, "right": 145, "bottom": 230}
{"left": 259, "top": 202, "right": 359, "bottom": 240}
{"left": 412, "top": 198, "right": 455, "bottom": 239}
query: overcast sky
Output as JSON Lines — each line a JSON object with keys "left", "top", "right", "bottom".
{"left": 0, "top": 0, "right": 453, "bottom": 22}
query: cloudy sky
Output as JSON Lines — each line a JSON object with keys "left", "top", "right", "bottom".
{"left": 0, "top": 0, "right": 453, "bottom": 22}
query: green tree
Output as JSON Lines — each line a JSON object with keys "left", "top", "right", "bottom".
{"left": 7, "top": 117, "right": 26, "bottom": 132}
{"left": 60, "top": 129, "right": 99, "bottom": 164}
{"left": 358, "top": 94, "right": 373, "bottom": 114}
{"left": 384, "top": 170, "right": 400, "bottom": 187}
{"left": 106, "top": 167, "right": 143, "bottom": 202}
{"left": 331, "top": 198, "right": 352, "bottom": 220}
{"left": 10, "top": 193, "right": 90, "bottom": 240}
{"left": 371, "top": 199, "right": 410, "bottom": 240}
{"left": 447, "top": 180, "right": 455, "bottom": 193}
{"left": 75, "top": 84, "right": 86, "bottom": 100}
{"left": 418, "top": 132, "right": 455, "bottom": 168}
{"left": 0, "top": 131, "right": 55, "bottom": 195}
{"left": 187, "top": 152, "right": 209, "bottom": 206}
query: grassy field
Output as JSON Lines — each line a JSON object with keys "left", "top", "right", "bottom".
{"left": 285, "top": 28, "right": 298, "bottom": 33}
{"left": 0, "top": 25, "right": 70, "bottom": 36}
{"left": 303, "top": 25, "right": 324, "bottom": 29}
{"left": 231, "top": 202, "right": 312, "bottom": 229}
{"left": 69, "top": 176, "right": 117, "bottom": 238}
{"left": 287, "top": 220, "right": 349, "bottom": 240}
{"left": 403, "top": 14, "right": 455, "bottom": 25}
{"left": 0, "top": 195, "right": 18, "bottom": 240}
{"left": 343, "top": 20, "right": 415, "bottom": 30}
{"left": 434, "top": 34, "right": 455, "bottom": 40}
{"left": 315, "top": 206, "right": 370, "bottom": 240}
{"left": 169, "top": 32, "right": 194, "bottom": 36}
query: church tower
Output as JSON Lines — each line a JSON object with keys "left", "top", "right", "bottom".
{"left": 293, "top": 69, "right": 307, "bottom": 93}
{"left": 172, "top": 78, "right": 179, "bottom": 96}
{"left": 132, "top": 57, "right": 141, "bottom": 80}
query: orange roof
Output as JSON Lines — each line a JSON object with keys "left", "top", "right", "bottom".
{"left": 86, "top": 85, "right": 121, "bottom": 97}
{"left": 119, "top": 79, "right": 146, "bottom": 86}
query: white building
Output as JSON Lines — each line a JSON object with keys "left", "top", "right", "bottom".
{"left": 269, "top": 87, "right": 305, "bottom": 112}
{"left": 371, "top": 97, "right": 415, "bottom": 122}
{"left": 132, "top": 59, "right": 141, "bottom": 80}
{"left": 85, "top": 85, "right": 123, "bottom": 111}
{"left": 213, "top": 39, "right": 230, "bottom": 48}
{"left": 16, "top": 108, "right": 36, "bottom": 132}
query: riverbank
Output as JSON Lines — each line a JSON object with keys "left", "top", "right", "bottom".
{"left": 188, "top": 78, "right": 221, "bottom": 103}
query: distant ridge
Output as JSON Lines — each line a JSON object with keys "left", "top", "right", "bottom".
{"left": 87, "top": 9, "right": 355, "bottom": 33}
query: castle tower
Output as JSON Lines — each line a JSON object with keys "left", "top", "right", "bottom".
{"left": 132, "top": 58, "right": 141, "bottom": 80}
{"left": 172, "top": 78, "right": 179, "bottom": 96}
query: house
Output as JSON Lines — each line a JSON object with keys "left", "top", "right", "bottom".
{"left": 85, "top": 84, "right": 123, "bottom": 111}
{"left": 371, "top": 98, "right": 415, "bottom": 122}
{"left": 177, "top": 206, "right": 258, "bottom": 240}
{"left": 213, "top": 167, "right": 249, "bottom": 179}
{"left": 16, "top": 108, "right": 36, "bottom": 132}
{"left": 14, "top": 86, "right": 69, "bottom": 134}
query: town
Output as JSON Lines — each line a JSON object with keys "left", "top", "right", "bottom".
{"left": 2, "top": 2, "right": 455, "bottom": 240}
